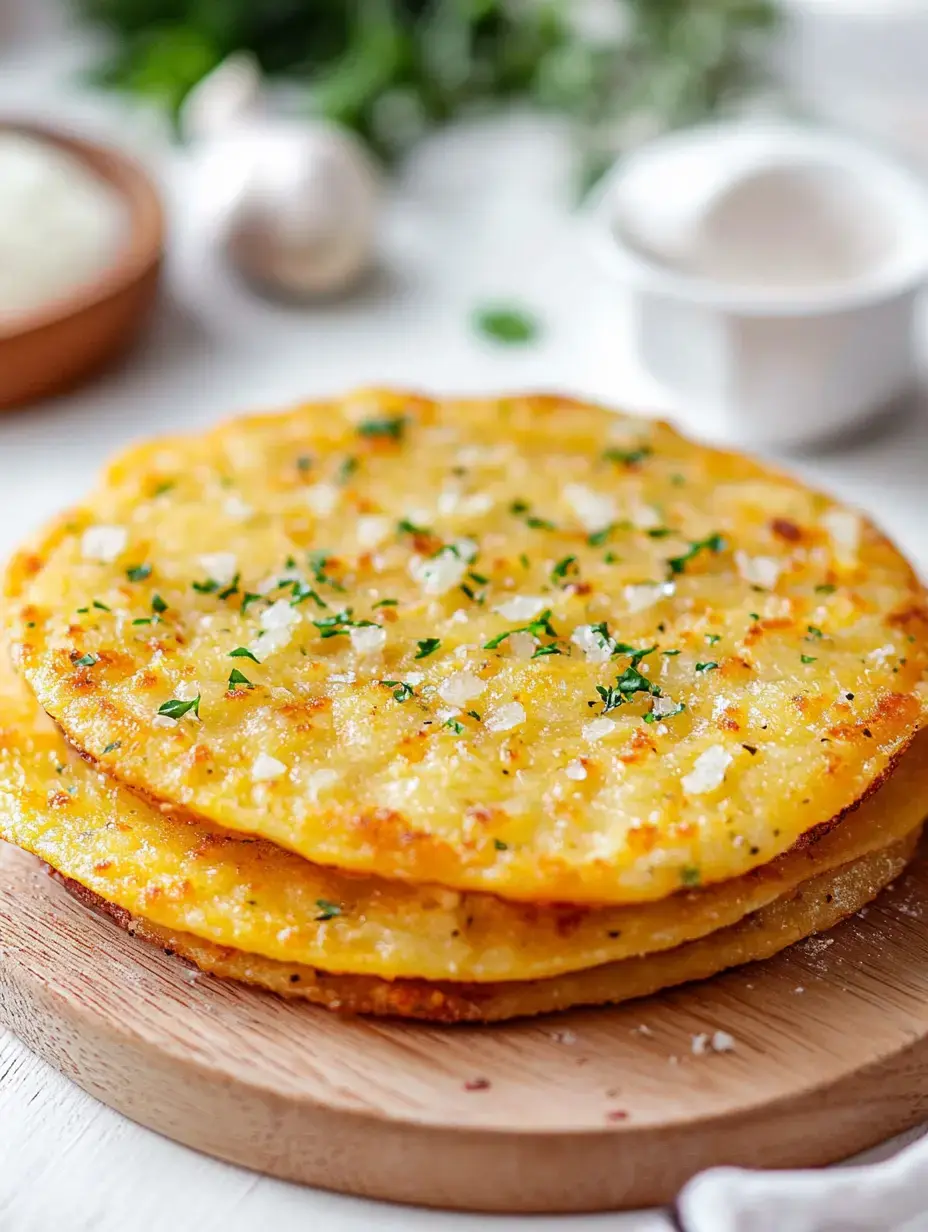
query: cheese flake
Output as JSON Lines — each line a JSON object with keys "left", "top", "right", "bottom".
{"left": 582, "top": 717, "right": 616, "bottom": 743}
{"left": 682, "top": 745, "right": 733, "bottom": 795}
{"left": 493, "top": 595, "right": 545, "bottom": 622}
{"left": 563, "top": 483, "right": 616, "bottom": 533}
{"left": 81, "top": 524, "right": 127, "bottom": 564}
{"left": 438, "top": 671, "right": 486, "bottom": 707}
{"left": 252, "top": 753, "right": 287, "bottom": 782}
{"left": 485, "top": 701, "right": 526, "bottom": 733}
{"left": 198, "top": 552, "right": 238, "bottom": 586}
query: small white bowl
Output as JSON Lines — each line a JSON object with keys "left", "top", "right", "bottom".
{"left": 588, "top": 121, "right": 928, "bottom": 449}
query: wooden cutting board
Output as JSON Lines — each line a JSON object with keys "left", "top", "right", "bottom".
{"left": 2, "top": 838, "right": 928, "bottom": 1215}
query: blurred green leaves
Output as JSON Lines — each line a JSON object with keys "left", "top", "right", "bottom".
{"left": 76, "top": 0, "right": 778, "bottom": 165}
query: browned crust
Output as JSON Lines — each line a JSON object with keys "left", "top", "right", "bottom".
{"left": 49, "top": 827, "right": 920, "bottom": 1023}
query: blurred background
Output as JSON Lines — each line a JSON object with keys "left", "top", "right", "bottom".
{"left": 2, "top": 0, "right": 928, "bottom": 566}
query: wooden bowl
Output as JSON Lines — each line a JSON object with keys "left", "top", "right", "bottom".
{"left": 0, "top": 122, "right": 165, "bottom": 410}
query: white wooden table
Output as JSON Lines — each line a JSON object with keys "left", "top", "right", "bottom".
{"left": 2, "top": 34, "right": 928, "bottom": 1232}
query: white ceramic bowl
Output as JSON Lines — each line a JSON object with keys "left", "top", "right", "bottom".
{"left": 588, "top": 121, "right": 928, "bottom": 449}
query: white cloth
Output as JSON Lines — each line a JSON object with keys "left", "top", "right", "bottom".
{"left": 677, "top": 1129, "right": 928, "bottom": 1232}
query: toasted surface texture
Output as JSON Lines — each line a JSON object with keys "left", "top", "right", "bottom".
{"left": 2, "top": 656, "right": 927, "bottom": 981}
{"left": 9, "top": 390, "right": 928, "bottom": 902}
{"left": 56, "top": 832, "right": 919, "bottom": 1021}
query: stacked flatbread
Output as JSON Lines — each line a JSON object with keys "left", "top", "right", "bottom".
{"left": 2, "top": 391, "right": 926, "bottom": 1021}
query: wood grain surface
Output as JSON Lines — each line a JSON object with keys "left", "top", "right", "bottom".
{"left": 2, "top": 839, "right": 928, "bottom": 1214}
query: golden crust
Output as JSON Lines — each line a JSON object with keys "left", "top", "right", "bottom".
{"left": 9, "top": 390, "right": 928, "bottom": 903}
{"left": 53, "top": 829, "right": 919, "bottom": 1022}
{"left": 1, "top": 647, "right": 927, "bottom": 982}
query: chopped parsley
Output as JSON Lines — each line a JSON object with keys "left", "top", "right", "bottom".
{"left": 373, "top": 598, "right": 398, "bottom": 609}
{"left": 466, "top": 710, "right": 482, "bottom": 722}
{"left": 596, "top": 665, "right": 660, "bottom": 713}
{"left": 484, "top": 609, "right": 557, "bottom": 650}
{"left": 397, "top": 517, "right": 431, "bottom": 537}
{"left": 602, "top": 445, "right": 652, "bottom": 467}
{"left": 192, "top": 578, "right": 220, "bottom": 594}
{"left": 551, "top": 555, "right": 577, "bottom": 583}
{"left": 510, "top": 500, "right": 555, "bottom": 531}
{"left": 312, "top": 610, "right": 377, "bottom": 639}
{"left": 307, "top": 550, "right": 345, "bottom": 592}
{"left": 415, "top": 637, "right": 441, "bottom": 659}
{"left": 493, "top": 838, "right": 508, "bottom": 850}
{"left": 158, "top": 694, "right": 200, "bottom": 720}
{"left": 357, "top": 414, "right": 406, "bottom": 441}
{"left": 680, "top": 866, "right": 701, "bottom": 887}
{"left": 126, "top": 563, "right": 152, "bottom": 583}
{"left": 532, "top": 643, "right": 563, "bottom": 657}
{"left": 667, "top": 533, "right": 726, "bottom": 576}
{"left": 314, "top": 899, "right": 342, "bottom": 921}
{"left": 705, "top": 633, "right": 721, "bottom": 645}
{"left": 151, "top": 594, "right": 168, "bottom": 615}
{"left": 228, "top": 668, "right": 254, "bottom": 690}
{"left": 382, "top": 680, "right": 414, "bottom": 702}
{"left": 296, "top": 455, "right": 313, "bottom": 474}
{"left": 646, "top": 527, "right": 674, "bottom": 539}
{"left": 695, "top": 661, "right": 719, "bottom": 674}
{"left": 102, "top": 741, "right": 122, "bottom": 755}
{"left": 337, "top": 456, "right": 359, "bottom": 484}
{"left": 217, "top": 575, "right": 240, "bottom": 601}
{"left": 229, "top": 647, "right": 259, "bottom": 662}
{"left": 288, "top": 580, "right": 327, "bottom": 609}
{"left": 73, "top": 652, "right": 99, "bottom": 668}
{"left": 815, "top": 583, "right": 836, "bottom": 595}
{"left": 807, "top": 625, "right": 824, "bottom": 639}
{"left": 240, "top": 591, "right": 262, "bottom": 614}
{"left": 662, "top": 648, "right": 681, "bottom": 656}
{"left": 801, "top": 654, "right": 817, "bottom": 664}
{"left": 444, "top": 717, "right": 465, "bottom": 734}
{"left": 472, "top": 303, "right": 540, "bottom": 345}
{"left": 587, "top": 524, "right": 616, "bottom": 547}
{"left": 153, "top": 480, "right": 175, "bottom": 497}
{"left": 612, "top": 641, "right": 656, "bottom": 668}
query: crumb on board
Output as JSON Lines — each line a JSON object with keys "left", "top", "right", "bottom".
{"left": 691, "top": 1030, "right": 736, "bottom": 1056}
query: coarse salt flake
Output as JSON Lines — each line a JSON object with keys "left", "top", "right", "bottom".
{"left": 304, "top": 483, "right": 340, "bottom": 517}
{"left": 223, "top": 494, "right": 253, "bottom": 521}
{"left": 563, "top": 483, "right": 616, "bottom": 532}
{"left": 682, "top": 745, "right": 733, "bottom": 795}
{"left": 508, "top": 631, "right": 536, "bottom": 660}
{"left": 252, "top": 753, "right": 287, "bottom": 782}
{"left": 565, "top": 759, "right": 587, "bottom": 781}
{"left": 493, "top": 595, "right": 545, "bottom": 622}
{"left": 485, "top": 702, "right": 526, "bottom": 733}
{"left": 823, "top": 508, "right": 861, "bottom": 557}
{"left": 349, "top": 625, "right": 386, "bottom": 656}
{"left": 438, "top": 671, "right": 486, "bottom": 707}
{"left": 81, "top": 525, "right": 127, "bottom": 564}
{"left": 735, "top": 551, "right": 782, "bottom": 589}
{"left": 198, "top": 552, "right": 238, "bottom": 586}
{"left": 571, "top": 624, "right": 614, "bottom": 663}
{"left": 651, "top": 694, "right": 681, "bottom": 719}
{"left": 410, "top": 549, "right": 468, "bottom": 596}
{"left": 582, "top": 717, "right": 616, "bottom": 743}
{"left": 356, "top": 515, "right": 392, "bottom": 550}
{"left": 624, "top": 582, "right": 675, "bottom": 614}
{"left": 153, "top": 714, "right": 177, "bottom": 729}
{"left": 260, "top": 600, "right": 300, "bottom": 632}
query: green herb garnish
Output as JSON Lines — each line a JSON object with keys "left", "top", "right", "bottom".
{"left": 314, "top": 899, "right": 341, "bottom": 921}
{"left": 695, "top": 661, "right": 718, "bottom": 674}
{"left": 484, "top": 608, "right": 557, "bottom": 650}
{"left": 382, "top": 680, "right": 414, "bottom": 702}
{"left": 643, "top": 701, "right": 686, "bottom": 723}
{"left": 158, "top": 695, "right": 200, "bottom": 720}
{"left": 603, "top": 445, "right": 653, "bottom": 467}
{"left": 357, "top": 415, "right": 406, "bottom": 441}
{"left": 228, "top": 668, "right": 254, "bottom": 690}
{"left": 151, "top": 594, "right": 168, "bottom": 615}
{"left": 801, "top": 654, "right": 817, "bottom": 664}
{"left": 551, "top": 555, "right": 577, "bottom": 583}
{"left": 74, "top": 652, "right": 99, "bottom": 668}
{"left": 102, "top": 741, "right": 121, "bottom": 755}
{"left": 680, "top": 866, "right": 701, "bottom": 887}
{"left": 126, "top": 563, "right": 152, "bottom": 583}
{"left": 473, "top": 304, "right": 539, "bottom": 345}
{"left": 229, "top": 647, "right": 259, "bottom": 662}
{"left": 415, "top": 637, "right": 441, "bottom": 659}
{"left": 667, "top": 533, "right": 726, "bottom": 576}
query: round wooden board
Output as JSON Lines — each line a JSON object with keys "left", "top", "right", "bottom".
{"left": 2, "top": 841, "right": 928, "bottom": 1214}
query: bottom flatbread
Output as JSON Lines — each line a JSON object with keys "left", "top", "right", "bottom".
{"left": 54, "top": 827, "right": 919, "bottom": 1022}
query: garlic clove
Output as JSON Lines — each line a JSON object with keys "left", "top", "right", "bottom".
{"left": 180, "top": 52, "right": 263, "bottom": 145}
{"left": 221, "top": 120, "right": 382, "bottom": 299}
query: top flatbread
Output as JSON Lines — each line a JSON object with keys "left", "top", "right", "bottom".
{"left": 9, "top": 390, "right": 928, "bottom": 903}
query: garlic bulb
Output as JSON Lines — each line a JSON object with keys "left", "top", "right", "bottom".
{"left": 182, "top": 57, "right": 382, "bottom": 299}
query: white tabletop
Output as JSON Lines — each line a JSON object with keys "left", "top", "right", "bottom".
{"left": 1, "top": 35, "right": 928, "bottom": 1232}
